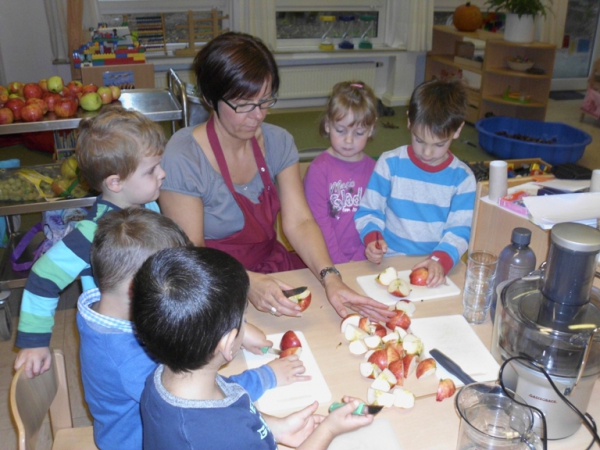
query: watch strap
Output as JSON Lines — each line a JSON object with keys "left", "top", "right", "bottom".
{"left": 319, "top": 266, "right": 341, "bottom": 285}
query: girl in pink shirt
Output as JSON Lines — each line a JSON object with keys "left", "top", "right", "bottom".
{"left": 303, "top": 81, "right": 378, "bottom": 264}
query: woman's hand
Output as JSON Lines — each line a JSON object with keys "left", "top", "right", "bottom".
{"left": 247, "top": 271, "right": 303, "bottom": 317}
{"left": 241, "top": 322, "right": 271, "bottom": 355}
{"left": 324, "top": 275, "right": 394, "bottom": 323}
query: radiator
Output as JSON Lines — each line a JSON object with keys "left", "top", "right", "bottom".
{"left": 278, "top": 63, "right": 377, "bottom": 99}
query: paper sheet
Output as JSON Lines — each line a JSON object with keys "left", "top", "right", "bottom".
{"left": 523, "top": 192, "right": 600, "bottom": 230}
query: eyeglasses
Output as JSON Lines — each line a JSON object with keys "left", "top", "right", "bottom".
{"left": 222, "top": 97, "right": 277, "bottom": 113}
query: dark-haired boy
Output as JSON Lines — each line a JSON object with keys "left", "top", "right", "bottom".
{"left": 79, "top": 208, "right": 307, "bottom": 450}
{"left": 133, "top": 246, "right": 374, "bottom": 450}
{"left": 355, "top": 79, "right": 476, "bottom": 287}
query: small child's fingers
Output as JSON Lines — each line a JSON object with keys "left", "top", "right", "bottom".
{"left": 293, "top": 374, "right": 312, "bottom": 382}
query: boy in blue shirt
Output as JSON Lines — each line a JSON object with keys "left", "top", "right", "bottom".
{"left": 79, "top": 208, "right": 307, "bottom": 449}
{"left": 355, "top": 79, "right": 476, "bottom": 287}
{"left": 133, "top": 246, "right": 374, "bottom": 450}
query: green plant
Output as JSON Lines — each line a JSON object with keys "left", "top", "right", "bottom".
{"left": 485, "top": 0, "right": 551, "bottom": 18}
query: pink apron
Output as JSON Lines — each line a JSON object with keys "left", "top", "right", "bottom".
{"left": 204, "top": 116, "right": 305, "bottom": 274}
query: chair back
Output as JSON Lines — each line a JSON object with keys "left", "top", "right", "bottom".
{"left": 10, "top": 349, "right": 73, "bottom": 450}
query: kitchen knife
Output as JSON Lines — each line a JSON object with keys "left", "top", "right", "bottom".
{"left": 328, "top": 401, "right": 384, "bottom": 416}
{"left": 282, "top": 286, "right": 308, "bottom": 298}
{"left": 430, "top": 348, "right": 476, "bottom": 385}
{"left": 260, "top": 346, "right": 281, "bottom": 355}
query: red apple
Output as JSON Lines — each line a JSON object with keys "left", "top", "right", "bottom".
{"left": 0, "top": 86, "right": 7, "bottom": 96}
{"left": 5, "top": 98, "right": 25, "bottom": 121}
{"left": 372, "top": 323, "right": 387, "bottom": 338}
{"left": 8, "top": 93, "right": 25, "bottom": 101}
{"left": 0, "top": 93, "right": 8, "bottom": 108}
{"left": 20, "top": 104, "right": 44, "bottom": 122}
{"left": 97, "top": 86, "right": 113, "bottom": 104}
{"left": 8, "top": 81, "right": 24, "bottom": 96}
{"left": 416, "top": 358, "right": 437, "bottom": 379}
{"left": 358, "top": 317, "right": 371, "bottom": 334}
{"left": 109, "top": 85, "right": 121, "bottom": 101}
{"left": 385, "top": 343, "right": 401, "bottom": 365}
{"left": 26, "top": 98, "right": 48, "bottom": 115}
{"left": 54, "top": 98, "right": 78, "bottom": 118}
{"left": 402, "top": 353, "right": 419, "bottom": 378}
{"left": 409, "top": 268, "right": 429, "bottom": 286}
{"left": 66, "top": 80, "right": 83, "bottom": 95}
{"left": 43, "top": 93, "right": 62, "bottom": 112}
{"left": 386, "top": 310, "right": 411, "bottom": 331}
{"left": 280, "top": 330, "right": 302, "bottom": 352}
{"left": 388, "top": 359, "right": 404, "bottom": 386}
{"left": 287, "top": 288, "right": 311, "bottom": 312}
{"left": 38, "top": 79, "right": 48, "bottom": 93}
{"left": 387, "top": 278, "right": 411, "bottom": 298}
{"left": 0, "top": 107, "right": 14, "bottom": 124}
{"left": 367, "top": 349, "right": 389, "bottom": 371}
{"left": 376, "top": 267, "right": 397, "bottom": 286}
{"left": 23, "top": 83, "right": 43, "bottom": 100}
{"left": 47, "top": 75, "right": 64, "bottom": 94}
{"left": 436, "top": 378, "right": 456, "bottom": 402}
{"left": 82, "top": 83, "right": 98, "bottom": 94}
{"left": 62, "top": 90, "right": 79, "bottom": 107}
{"left": 280, "top": 347, "right": 302, "bottom": 358}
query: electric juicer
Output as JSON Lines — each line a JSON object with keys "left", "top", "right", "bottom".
{"left": 491, "top": 222, "right": 600, "bottom": 439}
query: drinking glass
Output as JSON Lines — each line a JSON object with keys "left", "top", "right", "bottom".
{"left": 462, "top": 251, "right": 498, "bottom": 324}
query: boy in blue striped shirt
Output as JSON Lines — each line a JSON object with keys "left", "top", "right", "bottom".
{"left": 355, "top": 79, "right": 476, "bottom": 287}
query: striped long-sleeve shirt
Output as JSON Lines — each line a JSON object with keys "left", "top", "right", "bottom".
{"left": 15, "top": 197, "right": 160, "bottom": 349}
{"left": 354, "top": 145, "right": 476, "bottom": 274}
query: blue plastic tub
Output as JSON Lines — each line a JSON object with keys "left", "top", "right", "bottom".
{"left": 475, "top": 117, "right": 592, "bottom": 165}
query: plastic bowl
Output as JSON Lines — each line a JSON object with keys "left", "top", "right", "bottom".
{"left": 506, "top": 59, "right": 534, "bottom": 72}
{"left": 475, "top": 117, "right": 592, "bottom": 165}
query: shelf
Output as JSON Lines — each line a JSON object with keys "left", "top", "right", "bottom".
{"left": 0, "top": 89, "right": 183, "bottom": 135}
{"left": 428, "top": 55, "right": 482, "bottom": 74}
{"left": 482, "top": 95, "right": 547, "bottom": 108}
{"left": 485, "top": 68, "right": 551, "bottom": 79}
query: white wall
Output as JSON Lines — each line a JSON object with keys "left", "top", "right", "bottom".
{"left": 0, "top": 0, "right": 70, "bottom": 85}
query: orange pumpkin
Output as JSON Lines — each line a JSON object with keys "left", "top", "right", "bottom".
{"left": 453, "top": 2, "right": 483, "bottom": 32}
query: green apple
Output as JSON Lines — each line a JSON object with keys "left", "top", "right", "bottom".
{"left": 80, "top": 92, "right": 102, "bottom": 111}
{"left": 47, "top": 76, "right": 64, "bottom": 94}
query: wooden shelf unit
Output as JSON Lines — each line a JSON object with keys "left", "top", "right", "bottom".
{"left": 426, "top": 26, "right": 556, "bottom": 123}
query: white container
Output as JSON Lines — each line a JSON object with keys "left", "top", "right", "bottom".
{"left": 503, "top": 13, "right": 535, "bottom": 44}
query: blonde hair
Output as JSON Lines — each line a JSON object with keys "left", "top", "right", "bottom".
{"left": 319, "top": 81, "right": 378, "bottom": 139}
{"left": 75, "top": 106, "right": 166, "bottom": 192}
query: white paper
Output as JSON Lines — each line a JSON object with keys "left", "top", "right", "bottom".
{"left": 535, "top": 179, "right": 590, "bottom": 192}
{"left": 523, "top": 192, "right": 600, "bottom": 230}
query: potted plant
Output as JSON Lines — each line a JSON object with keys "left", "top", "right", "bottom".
{"left": 485, "top": 0, "right": 552, "bottom": 43}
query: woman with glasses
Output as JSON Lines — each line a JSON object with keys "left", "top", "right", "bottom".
{"left": 160, "top": 32, "right": 391, "bottom": 324}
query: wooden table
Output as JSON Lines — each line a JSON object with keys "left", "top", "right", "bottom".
{"left": 222, "top": 255, "right": 600, "bottom": 449}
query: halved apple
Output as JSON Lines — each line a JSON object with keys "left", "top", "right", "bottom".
{"left": 376, "top": 266, "right": 397, "bottom": 286}
{"left": 388, "top": 278, "right": 411, "bottom": 298}
{"left": 349, "top": 339, "right": 369, "bottom": 355}
{"left": 340, "top": 314, "right": 361, "bottom": 333}
{"left": 288, "top": 288, "right": 311, "bottom": 311}
{"left": 395, "top": 300, "right": 416, "bottom": 317}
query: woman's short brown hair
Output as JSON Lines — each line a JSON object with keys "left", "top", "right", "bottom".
{"left": 75, "top": 106, "right": 166, "bottom": 192}
{"left": 319, "top": 81, "right": 378, "bottom": 139}
{"left": 91, "top": 208, "right": 191, "bottom": 294}
{"left": 407, "top": 79, "right": 467, "bottom": 139}
{"left": 193, "top": 32, "right": 279, "bottom": 113}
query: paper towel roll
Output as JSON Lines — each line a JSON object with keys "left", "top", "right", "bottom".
{"left": 591, "top": 169, "right": 600, "bottom": 192}
{"left": 489, "top": 160, "right": 508, "bottom": 202}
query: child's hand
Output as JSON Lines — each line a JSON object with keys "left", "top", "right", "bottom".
{"left": 323, "top": 396, "right": 375, "bottom": 436}
{"left": 266, "top": 401, "right": 324, "bottom": 448}
{"left": 14, "top": 347, "right": 52, "bottom": 379}
{"left": 365, "top": 240, "right": 387, "bottom": 265}
{"left": 267, "top": 354, "right": 311, "bottom": 386}
{"left": 413, "top": 259, "right": 445, "bottom": 287}
{"left": 241, "top": 322, "right": 271, "bottom": 355}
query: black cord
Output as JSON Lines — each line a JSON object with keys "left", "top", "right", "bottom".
{"left": 499, "top": 355, "right": 600, "bottom": 448}
{"left": 585, "top": 413, "right": 597, "bottom": 450}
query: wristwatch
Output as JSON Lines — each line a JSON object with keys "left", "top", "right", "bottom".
{"left": 319, "top": 266, "right": 342, "bottom": 285}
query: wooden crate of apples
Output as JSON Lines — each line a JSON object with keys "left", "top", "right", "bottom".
{"left": 0, "top": 76, "right": 122, "bottom": 124}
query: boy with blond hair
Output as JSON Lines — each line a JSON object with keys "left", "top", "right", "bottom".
{"left": 80, "top": 208, "right": 306, "bottom": 449}
{"left": 14, "top": 106, "right": 166, "bottom": 377}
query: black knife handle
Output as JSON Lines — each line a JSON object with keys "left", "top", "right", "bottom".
{"left": 430, "top": 349, "right": 476, "bottom": 385}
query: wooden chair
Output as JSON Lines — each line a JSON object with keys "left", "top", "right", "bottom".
{"left": 10, "top": 349, "right": 97, "bottom": 450}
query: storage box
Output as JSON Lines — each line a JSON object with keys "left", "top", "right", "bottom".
{"left": 475, "top": 117, "right": 592, "bottom": 165}
{"left": 468, "top": 158, "right": 552, "bottom": 182}
{"left": 81, "top": 63, "right": 155, "bottom": 89}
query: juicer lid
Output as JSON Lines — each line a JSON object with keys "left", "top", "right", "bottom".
{"left": 551, "top": 223, "right": 600, "bottom": 253}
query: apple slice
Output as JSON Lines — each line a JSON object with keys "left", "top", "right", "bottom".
{"left": 409, "top": 267, "right": 429, "bottom": 286}
{"left": 359, "top": 362, "right": 382, "bottom": 379}
{"left": 403, "top": 334, "right": 423, "bottom": 356}
{"left": 416, "top": 358, "right": 437, "bottom": 379}
{"left": 376, "top": 266, "right": 397, "bottom": 286}
{"left": 364, "top": 349, "right": 375, "bottom": 360}
{"left": 386, "top": 310, "right": 411, "bottom": 331}
{"left": 280, "top": 347, "right": 302, "bottom": 358}
{"left": 380, "top": 368, "right": 397, "bottom": 387}
{"left": 344, "top": 324, "right": 368, "bottom": 342}
{"left": 381, "top": 332, "right": 400, "bottom": 344}
{"left": 387, "top": 278, "right": 411, "bottom": 297}
{"left": 340, "top": 314, "right": 361, "bottom": 333}
{"left": 369, "top": 323, "right": 387, "bottom": 337}
{"left": 280, "top": 330, "right": 302, "bottom": 351}
{"left": 394, "top": 326, "right": 408, "bottom": 340}
{"left": 367, "top": 388, "right": 395, "bottom": 407}
{"left": 403, "top": 353, "right": 420, "bottom": 378}
{"left": 371, "top": 375, "right": 392, "bottom": 392}
{"left": 349, "top": 339, "right": 369, "bottom": 355}
{"left": 393, "top": 388, "right": 415, "bottom": 409}
{"left": 384, "top": 343, "right": 401, "bottom": 365}
{"left": 288, "top": 288, "right": 311, "bottom": 311}
{"left": 367, "top": 349, "right": 389, "bottom": 371}
{"left": 395, "top": 300, "right": 416, "bottom": 317}
{"left": 358, "top": 316, "right": 371, "bottom": 333}
{"left": 364, "top": 335, "right": 383, "bottom": 349}
{"left": 388, "top": 359, "right": 404, "bottom": 386}
{"left": 436, "top": 378, "right": 457, "bottom": 402}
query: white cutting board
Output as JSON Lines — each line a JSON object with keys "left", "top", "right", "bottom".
{"left": 356, "top": 270, "right": 461, "bottom": 306}
{"left": 328, "top": 419, "right": 402, "bottom": 450}
{"left": 243, "top": 331, "right": 331, "bottom": 415}
{"left": 411, "top": 315, "right": 500, "bottom": 387}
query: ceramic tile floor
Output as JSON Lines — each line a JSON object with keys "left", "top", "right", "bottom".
{"left": 0, "top": 98, "right": 599, "bottom": 450}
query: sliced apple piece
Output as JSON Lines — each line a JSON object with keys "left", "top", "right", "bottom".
{"left": 388, "top": 359, "right": 404, "bottom": 386}
{"left": 371, "top": 376, "right": 392, "bottom": 393}
{"left": 394, "top": 326, "right": 408, "bottom": 339}
{"left": 436, "top": 378, "right": 457, "bottom": 402}
{"left": 367, "top": 388, "right": 396, "bottom": 407}
{"left": 344, "top": 324, "right": 368, "bottom": 342}
{"left": 376, "top": 266, "right": 397, "bottom": 286}
{"left": 340, "top": 314, "right": 361, "bottom": 333}
{"left": 359, "top": 362, "right": 381, "bottom": 379}
{"left": 367, "top": 349, "right": 389, "bottom": 371}
{"left": 348, "top": 339, "right": 369, "bottom": 355}
{"left": 364, "top": 349, "right": 375, "bottom": 360}
{"left": 384, "top": 343, "right": 401, "bottom": 365}
{"left": 358, "top": 316, "right": 371, "bottom": 333}
{"left": 387, "top": 278, "right": 411, "bottom": 297}
{"left": 403, "top": 353, "right": 420, "bottom": 378}
{"left": 416, "top": 357, "right": 437, "bottom": 379}
{"left": 393, "top": 388, "right": 415, "bottom": 409}
{"left": 395, "top": 300, "right": 416, "bottom": 317}
{"left": 370, "top": 323, "right": 387, "bottom": 338}
{"left": 386, "top": 310, "right": 411, "bottom": 331}
{"left": 288, "top": 288, "right": 311, "bottom": 311}
{"left": 364, "top": 334, "right": 383, "bottom": 349}
{"left": 381, "top": 332, "right": 400, "bottom": 344}
{"left": 403, "top": 334, "right": 423, "bottom": 356}
{"left": 380, "top": 368, "right": 398, "bottom": 387}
